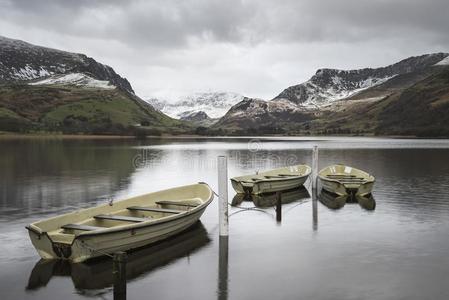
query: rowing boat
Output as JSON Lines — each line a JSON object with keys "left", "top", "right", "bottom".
{"left": 26, "top": 183, "right": 213, "bottom": 263}
{"left": 318, "top": 164, "right": 375, "bottom": 197}
{"left": 231, "top": 165, "right": 311, "bottom": 194}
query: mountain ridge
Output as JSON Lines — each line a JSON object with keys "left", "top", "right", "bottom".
{"left": 0, "top": 36, "right": 134, "bottom": 93}
{"left": 273, "top": 53, "right": 449, "bottom": 107}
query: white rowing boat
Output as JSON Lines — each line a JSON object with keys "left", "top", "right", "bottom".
{"left": 231, "top": 165, "right": 311, "bottom": 194}
{"left": 318, "top": 164, "right": 375, "bottom": 197}
{"left": 26, "top": 183, "right": 213, "bottom": 263}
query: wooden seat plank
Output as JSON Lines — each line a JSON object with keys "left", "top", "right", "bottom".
{"left": 127, "top": 206, "right": 183, "bottom": 214}
{"left": 62, "top": 223, "right": 104, "bottom": 231}
{"left": 156, "top": 200, "right": 199, "bottom": 207}
{"left": 94, "top": 214, "right": 148, "bottom": 223}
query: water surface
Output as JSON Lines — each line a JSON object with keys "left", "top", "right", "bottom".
{"left": 1, "top": 137, "right": 449, "bottom": 300}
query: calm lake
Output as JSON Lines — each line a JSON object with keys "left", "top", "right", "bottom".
{"left": 1, "top": 137, "right": 449, "bottom": 300}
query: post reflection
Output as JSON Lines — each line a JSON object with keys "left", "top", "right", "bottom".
{"left": 312, "top": 187, "right": 318, "bottom": 231}
{"left": 218, "top": 235, "right": 229, "bottom": 300}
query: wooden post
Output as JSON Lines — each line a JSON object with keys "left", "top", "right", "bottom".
{"left": 276, "top": 191, "right": 282, "bottom": 222}
{"left": 218, "top": 156, "right": 229, "bottom": 236}
{"left": 312, "top": 145, "right": 319, "bottom": 192}
{"left": 113, "top": 251, "right": 127, "bottom": 300}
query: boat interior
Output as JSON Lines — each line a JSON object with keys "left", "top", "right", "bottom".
{"left": 319, "top": 165, "right": 374, "bottom": 184}
{"left": 43, "top": 198, "right": 203, "bottom": 244}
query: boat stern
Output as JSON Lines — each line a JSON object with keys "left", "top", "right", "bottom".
{"left": 231, "top": 178, "right": 254, "bottom": 194}
{"left": 26, "top": 225, "right": 60, "bottom": 260}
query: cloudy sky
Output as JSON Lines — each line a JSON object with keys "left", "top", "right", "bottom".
{"left": 1, "top": 0, "right": 448, "bottom": 101}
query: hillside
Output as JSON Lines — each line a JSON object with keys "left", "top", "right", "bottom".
{"left": 0, "top": 83, "right": 185, "bottom": 135}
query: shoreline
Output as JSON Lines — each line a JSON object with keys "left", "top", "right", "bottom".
{"left": 0, "top": 132, "right": 446, "bottom": 140}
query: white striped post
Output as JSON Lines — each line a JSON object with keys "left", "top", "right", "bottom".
{"left": 218, "top": 156, "right": 229, "bottom": 236}
{"left": 312, "top": 145, "right": 319, "bottom": 192}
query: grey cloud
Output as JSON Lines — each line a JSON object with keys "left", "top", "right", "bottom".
{"left": 2, "top": 0, "right": 449, "bottom": 47}
{"left": 1, "top": 0, "right": 449, "bottom": 99}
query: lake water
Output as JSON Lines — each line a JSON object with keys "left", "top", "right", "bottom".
{"left": 1, "top": 137, "right": 449, "bottom": 300}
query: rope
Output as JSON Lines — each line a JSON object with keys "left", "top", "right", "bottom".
{"left": 229, "top": 207, "right": 272, "bottom": 217}
{"left": 80, "top": 241, "right": 114, "bottom": 258}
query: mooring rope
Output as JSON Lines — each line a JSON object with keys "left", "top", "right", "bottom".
{"left": 80, "top": 241, "right": 114, "bottom": 258}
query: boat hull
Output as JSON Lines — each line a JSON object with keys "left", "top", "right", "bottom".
{"left": 27, "top": 208, "right": 207, "bottom": 263}
{"left": 231, "top": 165, "right": 311, "bottom": 194}
{"left": 231, "top": 175, "right": 308, "bottom": 194}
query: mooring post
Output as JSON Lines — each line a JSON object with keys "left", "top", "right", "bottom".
{"left": 276, "top": 191, "right": 282, "bottom": 222}
{"left": 312, "top": 145, "right": 319, "bottom": 192}
{"left": 218, "top": 156, "right": 229, "bottom": 237}
{"left": 113, "top": 251, "right": 127, "bottom": 300}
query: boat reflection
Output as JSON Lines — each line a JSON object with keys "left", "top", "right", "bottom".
{"left": 26, "top": 222, "right": 211, "bottom": 291}
{"left": 231, "top": 187, "right": 310, "bottom": 208}
{"left": 318, "top": 189, "right": 376, "bottom": 211}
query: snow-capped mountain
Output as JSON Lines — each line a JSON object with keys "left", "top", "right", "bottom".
{"left": 273, "top": 53, "right": 449, "bottom": 108}
{"left": 0, "top": 35, "right": 133, "bottom": 93}
{"left": 147, "top": 92, "right": 244, "bottom": 119}
{"left": 29, "top": 73, "right": 115, "bottom": 89}
{"left": 216, "top": 53, "right": 449, "bottom": 131}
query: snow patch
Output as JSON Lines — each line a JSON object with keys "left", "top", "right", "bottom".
{"left": 29, "top": 73, "right": 115, "bottom": 89}
{"left": 284, "top": 74, "right": 396, "bottom": 109}
{"left": 435, "top": 56, "right": 449, "bottom": 66}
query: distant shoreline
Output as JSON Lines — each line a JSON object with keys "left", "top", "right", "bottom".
{"left": 1, "top": 132, "right": 446, "bottom": 140}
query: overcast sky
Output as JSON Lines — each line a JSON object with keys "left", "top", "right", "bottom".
{"left": 1, "top": 0, "right": 448, "bottom": 101}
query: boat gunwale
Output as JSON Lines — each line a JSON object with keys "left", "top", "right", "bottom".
{"left": 232, "top": 173, "right": 310, "bottom": 185}
{"left": 318, "top": 165, "right": 375, "bottom": 184}
{"left": 231, "top": 165, "right": 312, "bottom": 184}
{"left": 26, "top": 183, "right": 214, "bottom": 243}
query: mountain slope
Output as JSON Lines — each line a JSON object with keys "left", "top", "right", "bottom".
{"left": 0, "top": 84, "right": 185, "bottom": 134}
{"left": 0, "top": 36, "right": 134, "bottom": 93}
{"left": 0, "top": 36, "right": 188, "bottom": 135}
{"left": 376, "top": 67, "right": 449, "bottom": 136}
{"left": 273, "top": 53, "right": 448, "bottom": 108}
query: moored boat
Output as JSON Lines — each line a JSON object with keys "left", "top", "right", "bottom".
{"left": 26, "top": 183, "right": 213, "bottom": 263}
{"left": 318, "top": 164, "right": 375, "bottom": 197}
{"left": 231, "top": 165, "right": 311, "bottom": 194}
